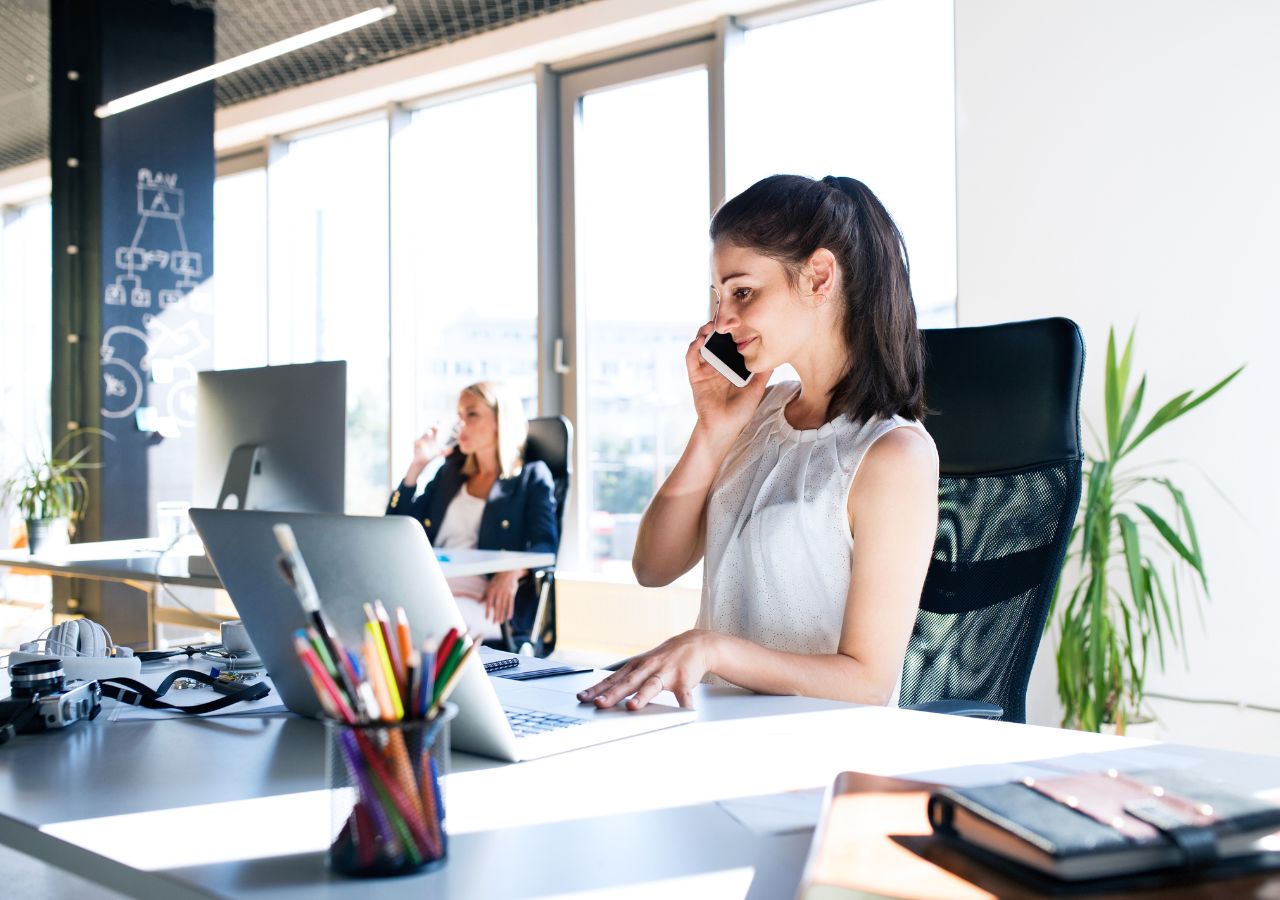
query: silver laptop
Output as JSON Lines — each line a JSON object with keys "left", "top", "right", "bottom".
{"left": 188, "top": 509, "right": 694, "bottom": 761}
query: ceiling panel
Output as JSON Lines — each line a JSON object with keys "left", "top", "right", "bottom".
{"left": 0, "top": 0, "right": 594, "bottom": 175}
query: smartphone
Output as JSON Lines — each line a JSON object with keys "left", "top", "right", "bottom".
{"left": 700, "top": 330, "right": 753, "bottom": 387}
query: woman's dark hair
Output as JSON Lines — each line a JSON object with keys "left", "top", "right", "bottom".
{"left": 709, "top": 174, "right": 925, "bottom": 423}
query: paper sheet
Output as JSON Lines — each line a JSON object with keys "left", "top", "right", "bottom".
{"left": 109, "top": 670, "right": 288, "bottom": 721}
{"left": 716, "top": 788, "right": 826, "bottom": 836}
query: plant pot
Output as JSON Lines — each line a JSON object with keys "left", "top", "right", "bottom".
{"left": 26, "top": 517, "right": 70, "bottom": 555}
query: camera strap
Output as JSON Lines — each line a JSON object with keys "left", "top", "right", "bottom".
{"left": 0, "top": 704, "right": 44, "bottom": 746}
{"left": 100, "top": 669, "right": 271, "bottom": 714}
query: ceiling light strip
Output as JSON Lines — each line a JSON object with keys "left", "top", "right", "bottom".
{"left": 94, "top": 4, "right": 397, "bottom": 119}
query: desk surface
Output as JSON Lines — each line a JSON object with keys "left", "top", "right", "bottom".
{"left": 2, "top": 666, "right": 1277, "bottom": 900}
{"left": 0, "top": 540, "right": 555, "bottom": 588}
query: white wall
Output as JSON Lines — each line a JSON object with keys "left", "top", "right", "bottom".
{"left": 955, "top": 0, "right": 1280, "bottom": 729}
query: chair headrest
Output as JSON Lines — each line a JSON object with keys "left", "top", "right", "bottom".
{"left": 922, "top": 317, "right": 1084, "bottom": 476}
{"left": 524, "top": 415, "right": 573, "bottom": 481}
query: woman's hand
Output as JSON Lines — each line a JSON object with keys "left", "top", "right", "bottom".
{"left": 686, "top": 321, "right": 773, "bottom": 445}
{"left": 402, "top": 425, "right": 455, "bottom": 484}
{"left": 482, "top": 570, "right": 521, "bottom": 624}
{"left": 576, "top": 629, "right": 720, "bottom": 710}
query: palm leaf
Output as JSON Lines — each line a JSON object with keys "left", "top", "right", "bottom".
{"left": 1121, "top": 391, "right": 1192, "bottom": 458}
{"left": 1114, "top": 375, "right": 1146, "bottom": 457}
{"left": 1155, "top": 478, "right": 1207, "bottom": 591}
{"left": 1104, "top": 329, "right": 1121, "bottom": 453}
{"left": 1135, "top": 502, "right": 1202, "bottom": 581}
{"left": 1175, "top": 365, "right": 1244, "bottom": 421}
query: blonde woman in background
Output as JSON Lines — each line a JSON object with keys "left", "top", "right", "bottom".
{"left": 388, "top": 381, "right": 557, "bottom": 642}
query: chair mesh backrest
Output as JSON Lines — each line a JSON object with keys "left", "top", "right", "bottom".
{"left": 898, "top": 319, "right": 1084, "bottom": 723}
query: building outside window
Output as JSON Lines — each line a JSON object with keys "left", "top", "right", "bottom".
{"left": 569, "top": 62, "right": 710, "bottom": 576}
{"left": 391, "top": 82, "right": 539, "bottom": 487}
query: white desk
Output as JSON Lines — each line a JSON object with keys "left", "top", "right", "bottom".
{"left": 0, "top": 540, "right": 554, "bottom": 587}
{"left": 0, "top": 541, "right": 555, "bottom": 638}
{"left": 2, "top": 668, "right": 1278, "bottom": 899}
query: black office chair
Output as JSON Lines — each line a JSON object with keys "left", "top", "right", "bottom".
{"left": 509, "top": 415, "right": 572, "bottom": 657}
{"left": 898, "top": 318, "right": 1084, "bottom": 723}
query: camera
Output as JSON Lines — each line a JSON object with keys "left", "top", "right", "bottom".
{"left": 0, "top": 658, "right": 101, "bottom": 745}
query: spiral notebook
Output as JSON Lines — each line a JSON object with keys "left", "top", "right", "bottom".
{"left": 477, "top": 647, "right": 584, "bottom": 679}
{"left": 483, "top": 654, "right": 520, "bottom": 673}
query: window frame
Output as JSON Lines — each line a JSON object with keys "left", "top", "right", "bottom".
{"left": 554, "top": 39, "right": 721, "bottom": 573}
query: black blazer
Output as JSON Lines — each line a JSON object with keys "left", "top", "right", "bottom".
{"left": 386, "top": 455, "right": 558, "bottom": 633}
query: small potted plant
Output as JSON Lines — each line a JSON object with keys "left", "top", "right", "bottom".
{"left": 1, "top": 428, "right": 109, "bottom": 555}
{"left": 1052, "top": 327, "right": 1241, "bottom": 733}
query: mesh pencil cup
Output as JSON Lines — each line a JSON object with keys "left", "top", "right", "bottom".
{"left": 324, "top": 703, "right": 457, "bottom": 877}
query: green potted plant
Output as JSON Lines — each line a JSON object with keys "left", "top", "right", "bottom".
{"left": 1, "top": 428, "right": 109, "bottom": 555}
{"left": 1053, "top": 327, "right": 1242, "bottom": 734}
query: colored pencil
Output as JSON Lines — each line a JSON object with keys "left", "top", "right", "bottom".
{"left": 294, "top": 633, "right": 357, "bottom": 724}
{"left": 429, "top": 635, "right": 477, "bottom": 717}
{"left": 433, "top": 627, "right": 459, "bottom": 680}
{"left": 373, "top": 600, "right": 406, "bottom": 696}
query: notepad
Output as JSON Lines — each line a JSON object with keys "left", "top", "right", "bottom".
{"left": 482, "top": 655, "right": 520, "bottom": 673}
{"left": 929, "top": 769, "right": 1280, "bottom": 883}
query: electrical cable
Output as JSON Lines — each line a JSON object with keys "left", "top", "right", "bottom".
{"left": 1144, "top": 691, "right": 1280, "bottom": 715}
{"left": 151, "top": 532, "right": 226, "bottom": 628}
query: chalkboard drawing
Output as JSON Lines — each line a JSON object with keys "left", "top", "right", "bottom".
{"left": 99, "top": 315, "right": 210, "bottom": 427}
{"left": 104, "top": 169, "right": 204, "bottom": 311}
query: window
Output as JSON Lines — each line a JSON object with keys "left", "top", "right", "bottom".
{"left": 268, "top": 118, "right": 391, "bottom": 514}
{"left": 0, "top": 199, "right": 52, "bottom": 475}
{"left": 564, "top": 48, "right": 712, "bottom": 576}
{"left": 731, "top": 0, "right": 957, "bottom": 326}
{"left": 212, "top": 168, "right": 268, "bottom": 370}
{"left": 0, "top": 198, "right": 53, "bottom": 614}
{"left": 391, "top": 83, "right": 539, "bottom": 482}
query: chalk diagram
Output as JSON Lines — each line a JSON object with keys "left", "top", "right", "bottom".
{"left": 100, "top": 168, "right": 212, "bottom": 433}
{"left": 100, "top": 316, "right": 210, "bottom": 426}
{"left": 104, "top": 169, "right": 206, "bottom": 312}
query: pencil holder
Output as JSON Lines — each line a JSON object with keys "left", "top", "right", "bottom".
{"left": 324, "top": 703, "right": 458, "bottom": 878}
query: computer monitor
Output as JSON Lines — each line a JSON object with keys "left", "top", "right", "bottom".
{"left": 193, "top": 360, "right": 346, "bottom": 513}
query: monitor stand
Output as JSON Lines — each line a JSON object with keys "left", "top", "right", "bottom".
{"left": 216, "top": 443, "right": 262, "bottom": 510}
{"left": 188, "top": 444, "right": 262, "bottom": 579}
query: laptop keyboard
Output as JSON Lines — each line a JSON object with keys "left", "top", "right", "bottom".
{"left": 503, "top": 706, "right": 588, "bottom": 738}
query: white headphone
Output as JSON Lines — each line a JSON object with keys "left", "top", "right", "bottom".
{"left": 20, "top": 619, "right": 135, "bottom": 659}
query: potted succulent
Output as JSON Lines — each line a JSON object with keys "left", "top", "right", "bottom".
{"left": 1052, "top": 328, "right": 1242, "bottom": 734}
{"left": 1, "top": 428, "right": 109, "bottom": 555}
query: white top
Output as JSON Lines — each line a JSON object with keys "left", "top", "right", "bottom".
{"left": 435, "top": 489, "right": 490, "bottom": 613}
{"left": 698, "top": 381, "right": 936, "bottom": 699}
{"left": 435, "top": 488, "right": 486, "bottom": 551}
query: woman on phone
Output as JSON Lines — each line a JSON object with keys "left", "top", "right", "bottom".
{"left": 387, "top": 381, "right": 557, "bottom": 641}
{"left": 578, "top": 174, "right": 939, "bottom": 710}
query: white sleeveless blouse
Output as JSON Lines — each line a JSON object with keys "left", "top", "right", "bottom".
{"left": 698, "top": 382, "right": 935, "bottom": 694}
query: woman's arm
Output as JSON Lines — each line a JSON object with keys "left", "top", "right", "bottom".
{"left": 481, "top": 462, "right": 558, "bottom": 624}
{"left": 522, "top": 462, "right": 558, "bottom": 555}
{"left": 581, "top": 426, "right": 938, "bottom": 708}
{"left": 630, "top": 427, "right": 737, "bottom": 586}
{"left": 632, "top": 322, "right": 774, "bottom": 586}
{"left": 398, "top": 427, "right": 454, "bottom": 491}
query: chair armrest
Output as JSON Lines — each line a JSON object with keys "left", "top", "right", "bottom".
{"left": 902, "top": 699, "right": 1003, "bottom": 718}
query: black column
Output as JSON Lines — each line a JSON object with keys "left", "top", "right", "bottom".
{"left": 51, "top": 0, "right": 215, "bottom": 643}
